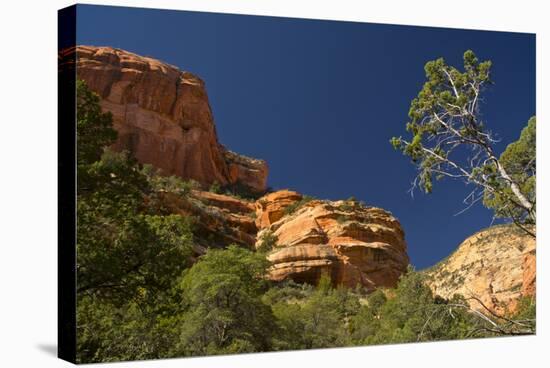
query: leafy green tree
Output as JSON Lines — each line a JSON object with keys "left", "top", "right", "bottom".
{"left": 391, "top": 50, "right": 535, "bottom": 226}
{"left": 173, "top": 245, "right": 276, "bottom": 356}
{"left": 351, "top": 269, "right": 481, "bottom": 345}
{"left": 77, "top": 212, "right": 193, "bottom": 302}
{"left": 77, "top": 295, "right": 179, "bottom": 363}
{"left": 509, "top": 296, "right": 536, "bottom": 332}
{"left": 76, "top": 80, "right": 195, "bottom": 362}
{"left": 256, "top": 230, "right": 278, "bottom": 253}
{"left": 76, "top": 92, "right": 194, "bottom": 304}
{"left": 483, "top": 117, "right": 536, "bottom": 233}
{"left": 209, "top": 181, "right": 222, "bottom": 194}
{"left": 77, "top": 79, "right": 117, "bottom": 166}
{"left": 141, "top": 163, "right": 198, "bottom": 197}
{"left": 77, "top": 149, "right": 149, "bottom": 209}
{"left": 349, "top": 289, "right": 386, "bottom": 344}
{"left": 77, "top": 192, "right": 194, "bottom": 362}
{"left": 270, "top": 275, "right": 359, "bottom": 350}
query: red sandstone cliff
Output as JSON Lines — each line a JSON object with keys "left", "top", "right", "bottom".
{"left": 71, "top": 45, "right": 268, "bottom": 192}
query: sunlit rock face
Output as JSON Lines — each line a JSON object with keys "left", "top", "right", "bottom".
{"left": 72, "top": 45, "right": 268, "bottom": 192}
{"left": 425, "top": 224, "right": 536, "bottom": 314}
{"left": 255, "top": 191, "right": 409, "bottom": 290}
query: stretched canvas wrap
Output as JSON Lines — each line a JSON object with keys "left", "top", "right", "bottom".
{"left": 58, "top": 4, "right": 536, "bottom": 364}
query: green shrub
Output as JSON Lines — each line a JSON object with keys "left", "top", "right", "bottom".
{"left": 222, "top": 181, "right": 266, "bottom": 201}
{"left": 257, "top": 230, "right": 278, "bottom": 253}
{"left": 336, "top": 215, "right": 347, "bottom": 224}
{"left": 142, "top": 164, "right": 198, "bottom": 193}
{"left": 283, "top": 195, "right": 315, "bottom": 216}
{"left": 209, "top": 181, "right": 222, "bottom": 194}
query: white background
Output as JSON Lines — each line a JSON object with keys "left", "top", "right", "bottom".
{"left": 0, "top": 0, "right": 547, "bottom": 366}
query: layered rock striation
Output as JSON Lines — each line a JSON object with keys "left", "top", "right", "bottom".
{"left": 255, "top": 191, "right": 409, "bottom": 289}
{"left": 425, "top": 224, "right": 536, "bottom": 314}
{"left": 71, "top": 45, "right": 268, "bottom": 192}
{"left": 157, "top": 190, "right": 258, "bottom": 255}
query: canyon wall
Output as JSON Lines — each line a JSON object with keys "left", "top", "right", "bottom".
{"left": 71, "top": 45, "right": 268, "bottom": 192}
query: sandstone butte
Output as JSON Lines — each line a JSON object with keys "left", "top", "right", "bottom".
{"left": 425, "top": 224, "right": 536, "bottom": 314}
{"left": 67, "top": 45, "right": 268, "bottom": 193}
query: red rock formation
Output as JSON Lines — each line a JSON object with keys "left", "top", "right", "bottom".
{"left": 157, "top": 190, "right": 258, "bottom": 251}
{"left": 255, "top": 193, "right": 409, "bottom": 289}
{"left": 255, "top": 190, "right": 303, "bottom": 228}
{"left": 71, "top": 45, "right": 268, "bottom": 192}
{"left": 194, "top": 190, "right": 255, "bottom": 214}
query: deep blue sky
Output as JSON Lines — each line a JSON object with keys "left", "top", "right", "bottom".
{"left": 76, "top": 4, "right": 536, "bottom": 269}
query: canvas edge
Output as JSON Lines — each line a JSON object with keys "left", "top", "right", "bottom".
{"left": 58, "top": 4, "right": 77, "bottom": 364}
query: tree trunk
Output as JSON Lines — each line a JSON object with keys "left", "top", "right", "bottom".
{"left": 495, "top": 160, "right": 535, "bottom": 219}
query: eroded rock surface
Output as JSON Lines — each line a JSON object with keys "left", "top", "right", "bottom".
{"left": 255, "top": 192, "right": 409, "bottom": 289}
{"left": 71, "top": 45, "right": 268, "bottom": 192}
{"left": 255, "top": 190, "right": 303, "bottom": 229}
{"left": 425, "top": 225, "right": 536, "bottom": 314}
{"left": 157, "top": 190, "right": 258, "bottom": 253}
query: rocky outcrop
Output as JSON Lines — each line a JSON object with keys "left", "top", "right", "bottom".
{"left": 255, "top": 193, "right": 409, "bottom": 289}
{"left": 255, "top": 190, "right": 303, "bottom": 228}
{"left": 71, "top": 45, "right": 268, "bottom": 192}
{"left": 157, "top": 190, "right": 258, "bottom": 253}
{"left": 425, "top": 225, "right": 536, "bottom": 314}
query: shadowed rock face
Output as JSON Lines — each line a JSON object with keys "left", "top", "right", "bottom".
{"left": 425, "top": 225, "right": 536, "bottom": 314}
{"left": 157, "top": 190, "right": 258, "bottom": 254}
{"left": 255, "top": 192, "right": 409, "bottom": 290}
{"left": 71, "top": 45, "right": 268, "bottom": 192}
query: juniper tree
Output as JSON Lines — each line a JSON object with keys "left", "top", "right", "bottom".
{"left": 483, "top": 117, "right": 536, "bottom": 234}
{"left": 391, "top": 50, "right": 535, "bottom": 231}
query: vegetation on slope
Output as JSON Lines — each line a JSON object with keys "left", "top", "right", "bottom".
{"left": 76, "top": 79, "right": 535, "bottom": 363}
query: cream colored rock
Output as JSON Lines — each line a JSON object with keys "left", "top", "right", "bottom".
{"left": 425, "top": 225, "right": 536, "bottom": 314}
{"left": 256, "top": 194, "right": 408, "bottom": 289}
{"left": 71, "top": 45, "right": 268, "bottom": 192}
{"left": 522, "top": 249, "right": 536, "bottom": 297}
